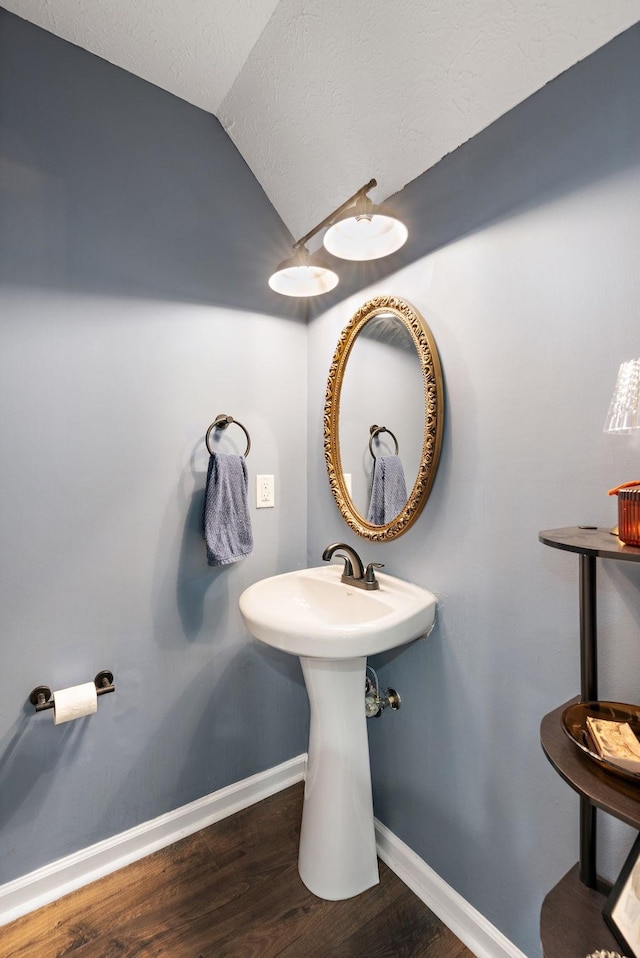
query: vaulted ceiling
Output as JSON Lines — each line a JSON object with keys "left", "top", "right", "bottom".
{"left": 4, "top": 0, "right": 640, "bottom": 240}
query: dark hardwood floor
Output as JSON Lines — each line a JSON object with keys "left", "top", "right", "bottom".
{"left": 3, "top": 784, "right": 475, "bottom": 957}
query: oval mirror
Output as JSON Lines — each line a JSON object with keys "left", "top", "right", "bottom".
{"left": 324, "top": 296, "right": 444, "bottom": 541}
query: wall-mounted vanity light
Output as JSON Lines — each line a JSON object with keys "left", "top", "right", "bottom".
{"left": 268, "top": 178, "right": 407, "bottom": 297}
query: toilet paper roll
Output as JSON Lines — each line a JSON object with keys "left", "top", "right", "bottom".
{"left": 53, "top": 682, "right": 98, "bottom": 725}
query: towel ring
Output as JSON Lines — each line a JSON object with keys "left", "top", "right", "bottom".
{"left": 369, "top": 424, "right": 399, "bottom": 459}
{"left": 205, "top": 415, "right": 251, "bottom": 457}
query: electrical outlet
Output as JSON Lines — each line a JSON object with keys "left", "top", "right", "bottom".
{"left": 256, "top": 474, "right": 275, "bottom": 508}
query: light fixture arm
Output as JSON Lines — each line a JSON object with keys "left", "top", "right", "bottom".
{"left": 292, "top": 178, "right": 377, "bottom": 250}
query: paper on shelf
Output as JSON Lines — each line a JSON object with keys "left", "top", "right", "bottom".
{"left": 586, "top": 715, "right": 640, "bottom": 773}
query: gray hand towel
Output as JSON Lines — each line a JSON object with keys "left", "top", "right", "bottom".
{"left": 202, "top": 452, "right": 253, "bottom": 566}
{"left": 367, "top": 455, "right": 408, "bottom": 525}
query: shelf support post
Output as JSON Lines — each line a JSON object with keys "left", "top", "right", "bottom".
{"left": 579, "top": 796, "right": 597, "bottom": 888}
{"left": 578, "top": 552, "right": 598, "bottom": 887}
{"left": 579, "top": 553, "right": 598, "bottom": 701}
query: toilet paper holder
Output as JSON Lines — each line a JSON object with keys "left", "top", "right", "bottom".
{"left": 29, "top": 670, "right": 115, "bottom": 713}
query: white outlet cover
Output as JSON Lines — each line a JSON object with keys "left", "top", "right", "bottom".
{"left": 256, "top": 474, "right": 275, "bottom": 509}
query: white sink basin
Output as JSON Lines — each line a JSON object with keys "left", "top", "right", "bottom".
{"left": 239, "top": 565, "right": 437, "bottom": 658}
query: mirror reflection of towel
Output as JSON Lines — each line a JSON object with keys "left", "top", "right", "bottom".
{"left": 202, "top": 452, "right": 253, "bottom": 566}
{"left": 367, "top": 455, "right": 408, "bottom": 525}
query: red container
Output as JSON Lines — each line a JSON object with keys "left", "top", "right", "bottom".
{"left": 618, "top": 487, "right": 640, "bottom": 546}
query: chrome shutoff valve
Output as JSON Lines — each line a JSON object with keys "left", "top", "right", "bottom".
{"left": 364, "top": 673, "right": 401, "bottom": 718}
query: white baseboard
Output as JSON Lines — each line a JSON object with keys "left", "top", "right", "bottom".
{"left": 0, "top": 753, "right": 306, "bottom": 928}
{"left": 375, "top": 819, "right": 527, "bottom": 958}
{"left": 1, "top": 753, "right": 524, "bottom": 958}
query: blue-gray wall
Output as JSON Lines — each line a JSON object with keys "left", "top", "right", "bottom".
{"left": 308, "top": 24, "right": 640, "bottom": 958}
{"left": 0, "top": 9, "right": 309, "bottom": 883}
{"left": 4, "top": 8, "right": 640, "bottom": 957}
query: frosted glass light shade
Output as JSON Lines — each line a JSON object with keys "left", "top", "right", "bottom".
{"left": 323, "top": 203, "right": 407, "bottom": 261}
{"left": 604, "top": 358, "right": 640, "bottom": 433}
{"left": 269, "top": 249, "right": 339, "bottom": 297}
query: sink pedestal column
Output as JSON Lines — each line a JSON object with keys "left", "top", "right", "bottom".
{"left": 298, "top": 655, "right": 379, "bottom": 900}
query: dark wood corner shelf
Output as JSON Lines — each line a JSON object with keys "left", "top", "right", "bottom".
{"left": 538, "top": 525, "right": 640, "bottom": 957}
{"left": 541, "top": 700, "right": 640, "bottom": 829}
{"left": 539, "top": 526, "right": 640, "bottom": 562}
{"left": 540, "top": 864, "right": 618, "bottom": 958}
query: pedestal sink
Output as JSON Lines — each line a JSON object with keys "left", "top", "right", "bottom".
{"left": 239, "top": 565, "right": 437, "bottom": 900}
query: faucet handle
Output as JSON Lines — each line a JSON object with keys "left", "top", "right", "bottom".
{"left": 365, "top": 562, "right": 384, "bottom": 584}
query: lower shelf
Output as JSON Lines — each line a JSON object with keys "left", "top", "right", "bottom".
{"left": 541, "top": 863, "right": 619, "bottom": 958}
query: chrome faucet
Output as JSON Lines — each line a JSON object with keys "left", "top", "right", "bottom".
{"left": 322, "top": 542, "right": 384, "bottom": 591}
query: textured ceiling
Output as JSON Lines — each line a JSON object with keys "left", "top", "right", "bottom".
{"left": 4, "top": 0, "right": 640, "bottom": 239}
{"left": 1, "top": 0, "right": 282, "bottom": 112}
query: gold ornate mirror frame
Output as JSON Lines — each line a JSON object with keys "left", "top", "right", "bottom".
{"left": 323, "top": 295, "right": 444, "bottom": 542}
